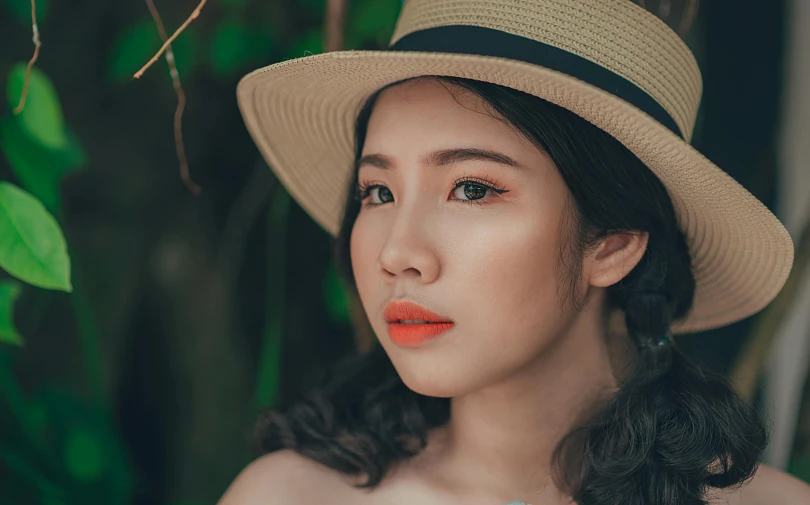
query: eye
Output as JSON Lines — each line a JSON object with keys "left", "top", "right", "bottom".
{"left": 355, "top": 183, "right": 393, "bottom": 207}
{"left": 355, "top": 176, "right": 508, "bottom": 208}
{"left": 452, "top": 180, "right": 493, "bottom": 203}
{"left": 450, "top": 176, "right": 509, "bottom": 205}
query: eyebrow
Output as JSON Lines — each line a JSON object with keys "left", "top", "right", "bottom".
{"left": 357, "top": 147, "right": 527, "bottom": 171}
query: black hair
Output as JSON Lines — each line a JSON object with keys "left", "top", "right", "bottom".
{"left": 253, "top": 75, "right": 768, "bottom": 505}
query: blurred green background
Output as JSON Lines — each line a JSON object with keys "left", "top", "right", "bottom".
{"left": 1, "top": 0, "right": 808, "bottom": 504}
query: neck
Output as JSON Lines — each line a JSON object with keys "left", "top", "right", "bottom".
{"left": 423, "top": 291, "right": 628, "bottom": 504}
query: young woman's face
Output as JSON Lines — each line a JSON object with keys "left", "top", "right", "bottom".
{"left": 350, "top": 77, "right": 584, "bottom": 397}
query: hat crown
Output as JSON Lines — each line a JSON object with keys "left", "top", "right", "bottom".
{"left": 389, "top": 0, "right": 703, "bottom": 142}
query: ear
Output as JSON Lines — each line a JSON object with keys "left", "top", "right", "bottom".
{"left": 585, "top": 231, "right": 649, "bottom": 288}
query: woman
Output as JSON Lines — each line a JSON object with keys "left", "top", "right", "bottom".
{"left": 221, "top": 0, "right": 810, "bottom": 504}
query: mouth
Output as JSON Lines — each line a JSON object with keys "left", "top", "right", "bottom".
{"left": 383, "top": 300, "right": 455, "bottom": 346}
{"left": 383, "top": 300, "right": 453, "bottom": 324}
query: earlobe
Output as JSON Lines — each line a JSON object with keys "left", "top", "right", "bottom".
{"left": 588, "top": 232, "right": 649, "bottom": 288}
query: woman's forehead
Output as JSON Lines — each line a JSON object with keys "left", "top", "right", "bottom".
{"left": 363, "top": 79, "right": 541, "bottom": 166}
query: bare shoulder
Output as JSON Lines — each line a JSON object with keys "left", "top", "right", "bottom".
{"left": 707, "top": 463, "right": 810, "bottom": 505}
{"left": 216, "top": 449, "right": 364, "bottom": 505}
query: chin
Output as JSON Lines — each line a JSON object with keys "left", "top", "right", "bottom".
{"left": 386, "top": 350, "right": 497, "bottom": 398}
{"left": 400, "top": 373, "right": 464, "bottom": 398}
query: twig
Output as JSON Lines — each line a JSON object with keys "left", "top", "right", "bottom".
{"left": 13, "top": 0, "right": 41, "bottom": 114}
{"left": 678, "top": 0, "right": 699, "bottom": 37}
{"left": 144, "top": 0, "right": 202, "bottom": 196}
{"left": 133, "top": 0, "right": 207, "bottom": 80}
{"left": 730, "top": 217, "right": 810, "bottom": 401}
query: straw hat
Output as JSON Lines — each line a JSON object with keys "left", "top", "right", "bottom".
{"left": 236, "top": 0, "right": 794, "bottom": 334}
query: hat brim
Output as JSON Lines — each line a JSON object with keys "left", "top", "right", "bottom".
{"left": 236, "top": 49, "right": 794, "bottom": 334}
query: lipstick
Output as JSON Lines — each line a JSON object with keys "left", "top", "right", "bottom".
{"left": 383, "top": 300, "right": 455, "bottom": 346}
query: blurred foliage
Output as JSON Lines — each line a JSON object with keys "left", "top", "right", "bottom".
{"left": 255, "top": 185, "right": 290, "bottom": 410}
{"left": 0, "top": 0, "right": 371, "bottom": 503}
{"left": 790, "top": 456, "right": 810, "bottom": 485}
{"left": 0, "top": 280, "right": 23, "bottom": 345}
{"left": 283, "top": 27, "right": 324, "bottom": 59}
{"left": 324, "top": 261, "right": 351, "bottom": 327}
{"left": 0, "top": 116, "right": 85, "bottom": 213}
{"left": 345, "top": 0, "right": 401, "bottom": 49}
{"left": 209, "top": 19, "right": 278, "bottom": 76}
{"left": 7, "top": 65, "right": 68, "bottom": 150}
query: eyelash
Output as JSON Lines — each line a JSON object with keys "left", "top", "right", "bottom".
{"left": 354, "top": 175, "right": 509, "bottom": 208}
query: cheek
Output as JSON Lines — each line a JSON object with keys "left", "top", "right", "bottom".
{"left": 456, "top": 214, "right": 567, "bottom": 343}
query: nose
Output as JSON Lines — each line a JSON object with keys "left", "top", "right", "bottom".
{"left": 376, "top": 206, "right": 440, "bottom": 284}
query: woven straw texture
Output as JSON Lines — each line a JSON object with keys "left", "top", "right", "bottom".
{"left": 236, "top": 0, "right": 794, "bottom": 334}
{"left": 391, "top": 0, "right": 702, "bottom": 141}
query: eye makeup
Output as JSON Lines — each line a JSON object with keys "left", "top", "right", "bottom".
{"left": 354, "top": 174, "right": 510, "bottom": 208}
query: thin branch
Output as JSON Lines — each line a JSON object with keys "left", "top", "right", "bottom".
{"left": 133, "top": 0, "right": 207, "bottom": 80}
{"left": 144, "top": 0, "right": 202, "bottom": 196}
{"left": 13, "top": 0, "right": 41, "bottom": 114}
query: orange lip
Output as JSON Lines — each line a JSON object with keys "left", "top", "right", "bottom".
{"left": 384, "top": 300, "right": 455, "bottom": 346}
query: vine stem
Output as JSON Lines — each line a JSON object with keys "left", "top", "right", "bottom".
{"left": 143, "top": 0, "right": 202, "bottom": 195}
{"left": 13, "top": 0, "right": 41, "bottom": 114}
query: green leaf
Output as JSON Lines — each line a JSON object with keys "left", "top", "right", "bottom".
{"left": 7, "top": 63, "right": 68, "bottom": 150}
{"left": 0, "top": 182, "right": 71, "bottom": 292}
{"left": 2, "top": 0, "right": 50, "bottom": 24}
{"left": 63, "top": 427, "right": 105, "bottom": 483}
{"left": 323, "top": 261, "right": 351, "bottom": 325}
{"left": 0, "top": 280, "right": 23, "bottom": 346}
{"left": 0, "top": 115, "right": 86, "bottom": 212}
{"left": 108, "top": 20, "right": 198, "bottom": 83}
{"left": 283, "top": 28, "right": 324, "bottom": 60}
